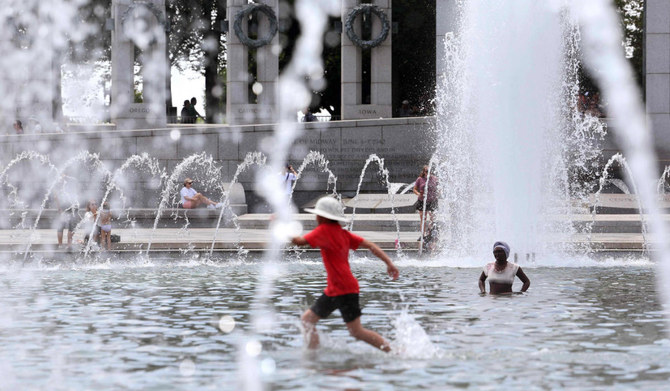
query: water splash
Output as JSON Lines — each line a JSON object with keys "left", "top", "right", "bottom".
{"left": 391, "top": 309, "right": 441, "bottom": 359}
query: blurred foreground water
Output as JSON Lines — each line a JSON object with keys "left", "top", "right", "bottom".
{"left": 1, "top": 255, "right": 669, "bottom": 390}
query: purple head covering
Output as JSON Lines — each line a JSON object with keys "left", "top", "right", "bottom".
{"left": 493, "top": 241, "right": 510, "bottom": 259}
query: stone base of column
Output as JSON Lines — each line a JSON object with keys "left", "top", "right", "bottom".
{"left": 112, "top": 103, "right": 167, "bottom": 130}
{"left": 342, "top": 105, "right": 393, "bottom": 120}
{"left": 227, "top": 104, "right": 275, "bottom": 125}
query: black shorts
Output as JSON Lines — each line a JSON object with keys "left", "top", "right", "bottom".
{"left": 415, "top": 199, "right": 438, "bottom": 212}
{"left": 310, "top": 293, "right": 362, "bottom": 323}
{"left": 57, "top": 213, "right": 76, "bottom": 233}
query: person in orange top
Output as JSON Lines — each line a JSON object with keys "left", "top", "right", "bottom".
{"left": 291, "top": 196, "right": 399, "bottom": 352}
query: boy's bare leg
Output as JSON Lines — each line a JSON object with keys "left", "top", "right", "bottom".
{"left": 301, "top": 309, "right": 321, "bottom": 349}
{"left": 346, "top": 318, "right": 391, "bottom": 352}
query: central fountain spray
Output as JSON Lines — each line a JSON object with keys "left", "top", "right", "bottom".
{"left": 434, "top": 0, "right": 605, "bottom": 260}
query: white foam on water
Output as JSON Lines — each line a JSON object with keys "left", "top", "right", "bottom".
{"left": 390, "top": 310, "right": 442, "bottom": 359}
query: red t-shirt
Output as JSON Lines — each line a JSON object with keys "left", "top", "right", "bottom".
{"left": 303, "top": 222, "right": 365, "bottom": 296}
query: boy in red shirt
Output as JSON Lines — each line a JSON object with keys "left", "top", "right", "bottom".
{"left": 291, "top": 196, "right": 399, "bottom": 352}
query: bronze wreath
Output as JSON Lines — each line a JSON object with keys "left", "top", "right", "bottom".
{"left": 233, "top": 3, "right": 278, "bottom": 48}
{"left": 344, "top": 4, "right": 390, "bottom": 50}
{"left": 120, "top": 1, "right": 167, "bottom": 47}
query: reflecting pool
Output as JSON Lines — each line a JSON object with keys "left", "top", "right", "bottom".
{"left": 1, "top": 256, "right": 669, "bottom": 390}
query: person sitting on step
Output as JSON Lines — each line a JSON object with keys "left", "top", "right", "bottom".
{"left": 179, "top": 178, "right": 222, "bottom": 209}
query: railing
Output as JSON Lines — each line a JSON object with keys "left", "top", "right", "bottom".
{"left": 300, "top": 114, "right": 340, "bottom": 122}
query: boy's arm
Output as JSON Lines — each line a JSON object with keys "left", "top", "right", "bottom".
{"left": 359, "top": 239, "right": 399, "bottom": 280}
{"left": 291, "top": 236, "right": 309, "bottom": 246}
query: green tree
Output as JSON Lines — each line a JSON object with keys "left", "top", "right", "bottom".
{"left": 392, "top": 0, "right": 436, "bottom": 116}
{"left": 615, "top": 0, "right": 644, "bottom": 89}
{"left": 168, "top": 0, "right": 226, "bottom": 123}
{"left": 580, "top": 0, "right": 645, "bottom": 95}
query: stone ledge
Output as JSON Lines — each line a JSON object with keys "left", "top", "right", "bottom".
{"left": 0, "top": 207, "right": 248, "bottom": 229}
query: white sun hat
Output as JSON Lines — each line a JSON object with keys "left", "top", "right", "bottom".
{"left": 304, "top": 196, "right": 348, "bottom": 222}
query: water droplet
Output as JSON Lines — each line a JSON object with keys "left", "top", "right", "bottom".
{"left": 218, "top": 315, "right": 236, "bottom": 333}
{"left": 260, "top": 358, "right": 276, "bottom": 374}
{"left": 179, "top": 359, "right": 196, "bottom": 377}
{"left": 170, "top": 129, "right": 181, "bottom": 141}
{"left": 245, "top": 340, "right": 262, "bottom": 357}
{"left": 252, "top": 82, "right": 264, "bottom": 95}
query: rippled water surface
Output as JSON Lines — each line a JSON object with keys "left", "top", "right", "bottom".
{"left": 1, "top": 255, "right": 669, "bottom": 390}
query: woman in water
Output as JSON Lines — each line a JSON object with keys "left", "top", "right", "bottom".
{"left": 478, "top": 241, "right": 530, "bottom": 294}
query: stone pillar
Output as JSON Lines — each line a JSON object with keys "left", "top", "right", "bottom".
{"left": 12, "top": 53, "right": 56, "bottom": 134}
{"left": 435, "top": 0, "right": 458, "bottom": 79}
{"left": 111, "top": 0, "right": 167, "bottom": 130}
{"left": 341, "top": 0, "right": 392, "bottom": 120}
{"left": 646, "top": 0, "right": 670, "bottom": 155}
{"left": 0, "top": 12, "right": 57, "bottom": 133}
{"left": 226, "top": 0, "right": 278, "bottom": 125}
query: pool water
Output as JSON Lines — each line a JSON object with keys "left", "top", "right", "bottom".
{"left": 1, "top": 255, "right": 669, "bottom": 390}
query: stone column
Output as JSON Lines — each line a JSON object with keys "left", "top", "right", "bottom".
{"left": 111, "top": 0, "right": 167, "bottom": 130}
{"left": 0, "top": 9, "right": 56, "bottom": 133}
{"left": 341, "top": 0, "right": 392, "bottom": 120}
{"left": 646, "top": 0, "right": 670, "bottom": 155}
{"left": 226, "top": 0, "right": 278, "bottom": 125}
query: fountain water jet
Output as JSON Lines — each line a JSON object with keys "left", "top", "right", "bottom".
{"left": 346, "top": 154, "right": 403, "bottom": 257}
{"left": 146, "top": 152, "right": 224, "bottom": 254}
{"left": 435, "top": 0, "right": 606, "bottom": 260}
{"left": 569, "top": 0, "right": 670, "bottom": 318}
{"left": 27, "top": 151, "right": 112, "bottom": 259}
{"left": 290, "top": 150, "right": 339, "bottom": 201}
{"left": 82, "top": 153, "right": 166, "bottom": 258}
{"left": 209, "top": 152, "right": 267, "bottom": 257}
{"left": 238, "top": 0, "right": 340, "bottom": 387}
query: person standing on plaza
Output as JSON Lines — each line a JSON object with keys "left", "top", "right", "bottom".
{"left": 98, "top": 202, "right": 113, "bottom": 251}
{"left": 283, "top": 164, "right": 298, "bottom": 197}
{"left": 291, "top": 196, "right": 399, "bottom": 352}
{"left": 397, "top": 100, "right": 414, "bottom": 117}
{"left": 301, "top": 108, "right": 317, "bottom": 122}
{"left": 413, "top": 165, "right": 439, "bottom": 240}
{"left": 188, "top": 97, "right": 205, "bottom": 123}
{"left": 52, "top": 175, "right": 80, "bottom": 251}
{"left": 81, "top": 200, "right": 100, "bottom": 245}
{"left": 12, "top": 120, "right": 23, "bottom": 134}
{"left": 180, "top": 100, "right": 192, "bottom": 124}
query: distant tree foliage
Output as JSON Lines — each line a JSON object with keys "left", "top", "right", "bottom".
{"left": 49, "top": 0, "right": 648, "bottom": 122}
{"left": 581, "top": 0, "right": 644, "bottom": 94}
{"left": 392, "top": 0, "right": 436, "bottom": 116}
{"left": 615, "top": 0, "right": 644, "bottom": 88}
{"left": 278, "top": 1, "right": 341, "bottom": 118}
